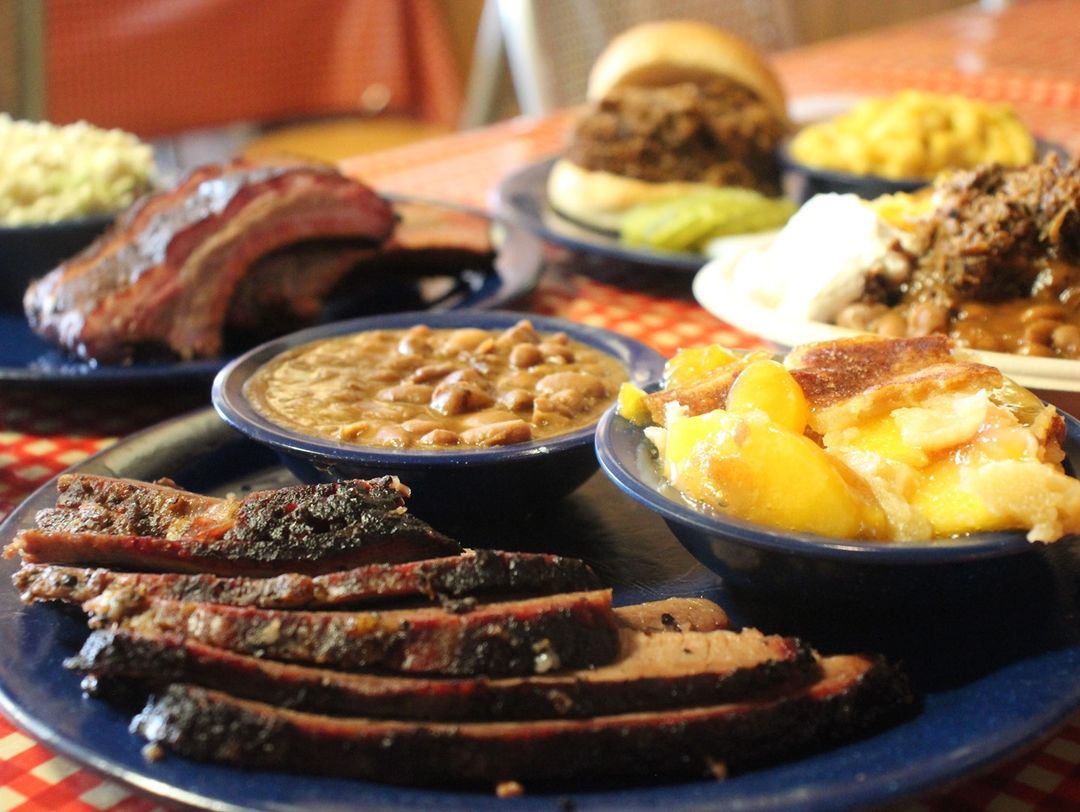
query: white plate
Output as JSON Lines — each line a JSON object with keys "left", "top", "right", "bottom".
{"left": 692, "top": 249, "right": 1080, "bottom": 395}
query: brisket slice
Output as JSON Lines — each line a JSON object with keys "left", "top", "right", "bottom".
{"left": 24, "top": 159, "right": 396, "bottom": 362}
{"left": 9, "top": 477, "right": 458, "bottom": 575}
{"left": 5, "top": 521, "right": 458, "bottom": 577}
{"left": 68, "top": 624, "right": 814, "bottom": 721}
{"left": 34, "top": 475, "right": 237, "bottom": 540}
{"left": 13, "top": 550, "right": 598, "bottom": 611}
{"left": 221, "top": 478, "right": 425, "bottom": 545}
{"left": 31, "top": 475, "right": 417, "bottom": 542}
{"left": 131, "top": 654, "right": 913, "bottom": 786}
{"left": 117, "top": 590, "right": 620, "bottom": 676}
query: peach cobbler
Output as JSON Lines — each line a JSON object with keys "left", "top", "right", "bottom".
{"left": 619, "top": 335, "right": 1080, "bottom": 542}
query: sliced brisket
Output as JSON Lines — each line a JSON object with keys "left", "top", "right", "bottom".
{"left": 34, "top": 475, "right": 236, "bottom": 539}
{"left": 116, "top": 590, "right": 620, "bottom": 676}
{"left": 8, "top": 476, "right": 458, "bottom": 575}
{"left": 31, "top": 475, "right": 417, "bottom": 540}
{"left": 69, "top": 623, "right": 814, "bottom": 720}
{"left": 24, "top": 159, "right": 396, "bottom": 362}
{"left": 5, "top": 522, "right": 458, "bottom": 577}
{"left": 131, "top": 654, "right": 913, "bottom": 785}
{"left": 14, "top": 550, "right": 598, "bottom": 611}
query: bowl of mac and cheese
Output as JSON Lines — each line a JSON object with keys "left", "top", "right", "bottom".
{"left": 780, "top": 91, "right": 1039, "bottom": 203}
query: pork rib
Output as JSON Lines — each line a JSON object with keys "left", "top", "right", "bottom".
{"left": 24, "top": 159, "right": 396, "bottom": 362}
{"left": 69, "top": 622, "right": 813, "bottom": 721}
{"left": 116, "top": 590, "right": 620, "bottom": 676}
{"left": 131, "top": 654, "right": 913, "bottom": 785}
{"left": 225, "top": 242, "right": 373, "bottom": 333}
{"left": 14, "top": 550, "right": 599, "bottom": 611}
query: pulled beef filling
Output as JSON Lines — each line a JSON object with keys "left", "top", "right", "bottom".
{"left": 566, "top": 79, "right": 787, "bottom": 195}
{"left": 841, "top": 155, "right": 1080, "bottom": 358}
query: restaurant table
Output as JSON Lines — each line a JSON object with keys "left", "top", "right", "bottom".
{"left": 3, "top": 1, "right": 1080, "bottom": 809}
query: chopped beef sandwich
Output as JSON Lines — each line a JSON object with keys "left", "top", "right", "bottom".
{"left": 547, "top": 20, "right": 791, "bottom": 232}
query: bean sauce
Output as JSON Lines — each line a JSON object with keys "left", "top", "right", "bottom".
{"left": 245, "top": 320, "right": 627, "bottom": 449}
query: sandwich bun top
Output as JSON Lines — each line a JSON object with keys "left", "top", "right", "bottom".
{"left": 586, "top": 20, "right": 789, "bottom": 125}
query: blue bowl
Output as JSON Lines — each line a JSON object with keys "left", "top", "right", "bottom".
{"left": 596, "top": 402, "right": 1080, "bottom": 602}
{"left": 0, "top": 212, "right": 114, "bottom": 310}
{"left": 778, "top": 143, "right": 928, "bottom": 205}
{"left": 778, "top": 138, "right": 1068, "bottom": 205}
{"left": 213, "top": 310, "right": 666, "bottom": 525}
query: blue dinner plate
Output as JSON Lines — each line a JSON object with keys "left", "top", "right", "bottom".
{"left": 492, "top": 156, "right": 712, "bottom": 272}
{"left": 0, "top": 199, "right": 544, "bottom": 388}
{"left": 0, "top": 409, "right": 1079, "bottom": 810}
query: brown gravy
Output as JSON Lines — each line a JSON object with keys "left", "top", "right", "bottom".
{"left": 951, "top": 296, "right": 1080, "bottom": 358}
{"left": 245, "top": 320, "right": 627, "bottom": 449}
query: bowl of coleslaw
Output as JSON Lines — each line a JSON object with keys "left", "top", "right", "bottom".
{"left": 0, "top": 115, "right": 155, "bottom": 309}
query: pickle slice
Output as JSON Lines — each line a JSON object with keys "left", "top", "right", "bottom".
{"left": 620, "top": 189, "right": 796, "bottom": 252}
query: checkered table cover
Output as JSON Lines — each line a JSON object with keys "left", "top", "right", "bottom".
{"left": 4, "top": 1, "right": 1080, "bottom": 808}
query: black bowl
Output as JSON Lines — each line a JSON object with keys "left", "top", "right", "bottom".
{"left": 0, "top": 213, "right": 113, "bottom": 310}
{"left": 213, "top": 310, "right": 666, "bottom": 526}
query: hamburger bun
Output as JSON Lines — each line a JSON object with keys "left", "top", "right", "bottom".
{"left": 547, "top": 21, "right": 789, "bottom": 234}
{"left": 547, "top": 157, "right": 720, "bottom": 233}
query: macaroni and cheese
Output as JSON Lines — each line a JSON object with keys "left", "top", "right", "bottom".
{"left": 789, "top": 91, "right": 1035, "bottom": 180}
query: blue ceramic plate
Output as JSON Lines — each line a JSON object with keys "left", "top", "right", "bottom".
{"left": 212, "top": 310, "right": 665, "bottom": 524}
{"left": 0, "top": 199, "right": 544, "bottom": 388}
{"left": 1, "top": 409, "right": 1079, "bottom": 810}
{"left": 493, "top": 157, "right": 716, "bottom": 272}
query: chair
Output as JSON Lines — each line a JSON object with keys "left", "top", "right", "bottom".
{"left": 26, "top": 0, "right": 468, "bottom": 168}
{"left": 460, "top": 0, "right": 798, "bottom": 127}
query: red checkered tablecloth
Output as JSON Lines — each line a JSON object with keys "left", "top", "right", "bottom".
{"left": 3, "top": 1, "right": 1080, "bottom": 809}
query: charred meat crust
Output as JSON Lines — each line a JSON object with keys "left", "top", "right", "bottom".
{"left": 130, "top": 654, "right": 914, "bottom": 786}
{"left": 31, "top": 475, "right": 418, "bottom": 540}
{"left": 8, "top": 476, "right": 459, "bottom": 576}
{"left": 67, "top": 622, "right": 814, "bottom": 720}
{"left": 223, "top": 478, "right": 412, "bottom": 543}
{"left": 117, "top": 591, "right": 621, "bottom": 676}
{"left": 14, "top": 550, "right": 600, "bottom": 609}
{"left": 6, "top": 523, "right": 459, "bottom": 576}
{"left": 34, "top": 474, "right": 234, "bottom": 540}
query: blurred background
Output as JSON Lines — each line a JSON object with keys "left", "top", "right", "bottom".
{"left": 1, "top": 0, "right": 977, "bottom": 172}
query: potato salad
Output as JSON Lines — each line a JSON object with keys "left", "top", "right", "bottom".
{"left": 0, "top": 114, "right": 154, "bottom": 226}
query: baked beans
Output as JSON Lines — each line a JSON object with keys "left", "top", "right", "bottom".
{"left": 245, "top": 320, "right": 627, "bottom": 449}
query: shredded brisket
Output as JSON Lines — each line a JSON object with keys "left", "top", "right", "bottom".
{"left": 567, "top": 79, "right": 787, "bottom": 194}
